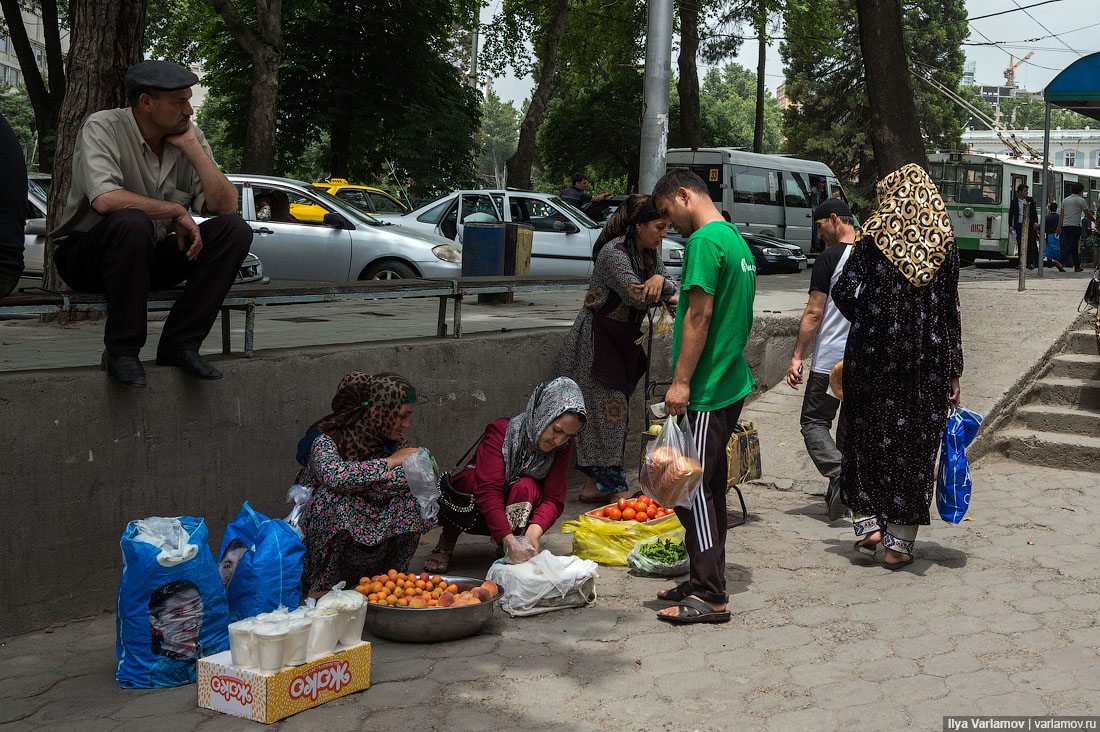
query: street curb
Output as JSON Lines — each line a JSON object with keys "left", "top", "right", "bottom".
{"left": 970, "top": 310, "right": 1094, "bottom": 463}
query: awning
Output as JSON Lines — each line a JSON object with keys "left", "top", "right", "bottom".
{"left": 1043, "top": 51, "right": 1100, "bottom": 122}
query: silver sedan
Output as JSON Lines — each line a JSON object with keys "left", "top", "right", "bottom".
{"left": 228, "top": 174, "right": 462, "bottom": 281}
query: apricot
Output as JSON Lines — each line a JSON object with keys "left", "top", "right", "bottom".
{"left": 408, "top": 597, "right": 427, "bottom": 609}
{"left": 466, "top": 597, "right": 481, "bottom": 604}
{"left": 427, "top": 599, "right": 438, "bottom": 607}
{"left": 415, "top": 580, "right": 427, "bottom": 590}
{"left": 480, "top": 581, "right": 500, "bottom": 598}
{"left": 397, "top": 597, "right": 409, "bottom": 607}
{"left": 431, "top": 575, "right": 443, "bottom": 586}
{"left": 359, "top": 576, "right": 371, "bottom": 585}
{"left": 438, "top": 592, "right": 456, "bottom": 607}
{"left": 445, "top": 584, "right": 458, "bottom": 594}
{"left": 418, "top": 572, "right": 429, "bottom": 582}
{"left": 384, "top": 580, "right": 396, "bottom": 590}
{"left": 452, "top": 599, "right": 467, "bottom": 607}
{"left": 387, "top": 569, "right": 398, "bottom": 580}
{"left": 473, "top": 587, "right": 492, "bottom": 603}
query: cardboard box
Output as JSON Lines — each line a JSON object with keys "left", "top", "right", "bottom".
{"left": 197, "top": 641, "right": 371, "bottom": 724}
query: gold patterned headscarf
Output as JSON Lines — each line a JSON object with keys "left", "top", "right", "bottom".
{"left": 860, "top": 162, "right": 955, "bottom": 287}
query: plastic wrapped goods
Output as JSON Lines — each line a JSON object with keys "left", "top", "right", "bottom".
{"left": 218, "top": 502, "right": 306, "bottom": 621}
{"left": 640, "top": 417, "right": 703, "bottom": 509}
{"left": 116, "top": 517, "right": 230, "bottom": 688}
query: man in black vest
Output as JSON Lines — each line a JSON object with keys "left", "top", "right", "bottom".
{"left": 1008, "top": 183, "right": 1038, "bottom": 269}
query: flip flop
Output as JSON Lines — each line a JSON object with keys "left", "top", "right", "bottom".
{"left": 657, "top": 581, "right": 695, "bottom": 602}
{"left": 657, "top": 596, "right": 731, "bottom": 625}
{"left": 883, "top": 555, "right": 915, "bottom": 570}
{"left": 853, "top": 539, "right": 878, "bottom": 558}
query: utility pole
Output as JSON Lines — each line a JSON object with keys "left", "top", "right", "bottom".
{"left": 638, "top": 0, "right": 673, "bottom": 194}
{"left": 469, "top": 26, "right": 479, "bottom": 90}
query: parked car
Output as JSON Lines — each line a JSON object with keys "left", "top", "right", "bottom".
{"left": 290, "top": 179, "right": 410, "bottom": 220}
{"left": 665, "top": 227, "right": 807, "bottom": 274}
{"left": 227, "top": 174, "right": 461, "bottom": 281}
{"left": 20, "top": 177, "right": 267, "bottom": 284}
{"left": 395, "top": 189, "right": 683, "bottom": 277}
{"left": 582, "top": 194, "right": 628, "bottom": 225}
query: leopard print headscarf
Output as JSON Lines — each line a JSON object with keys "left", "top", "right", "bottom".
{"left": 310, "top": 371, "right": 417, "bottom": 461}
{"left": 861, "top": 162, "right": 956, "bottom": 287}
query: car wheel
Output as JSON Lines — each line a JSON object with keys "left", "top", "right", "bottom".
{"left": 361, "top": 259, "right": 417, "bottom": 280}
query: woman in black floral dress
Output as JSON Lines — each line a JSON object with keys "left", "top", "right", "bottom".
{"left": 831, "top": 163, "right": 963, "bottom": 569}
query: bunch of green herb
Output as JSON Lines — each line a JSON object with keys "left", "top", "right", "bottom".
{"left": 638, "top": 538, "right": 687, "bottom": 564}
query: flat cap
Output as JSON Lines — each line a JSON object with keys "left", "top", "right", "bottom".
{"left": 125, "top": 60, "right": 198, "bottom": 93}
{"left": 812, "top": 197, "right": 854, "bottom": 221}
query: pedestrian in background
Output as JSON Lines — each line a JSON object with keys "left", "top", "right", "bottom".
{"left": 1044, "top": 202, "right": 1065, "bottom": 272}
{"left": 652, "top": 169, "right": 757, "bottom": 624}
{"left": 786, "top": 198, "right": 856, "bottom": 521}
{"left": 1057, "top": 182, "right": 1096, "bottom": 273}
{"left": 832, "top": 163, "right": 963, "bottom": 570}
{"left": 554, "top": 194, "right": 678, "bottom": 503}
{"left": 560, "top": 173, "right": 611, "bottom": 209}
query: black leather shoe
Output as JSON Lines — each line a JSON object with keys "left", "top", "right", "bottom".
{"left": 101, "top": 351, "right": 147, "bottom": 387}
{"left": 156, "top": 348, "right": 223, "bottom": 380}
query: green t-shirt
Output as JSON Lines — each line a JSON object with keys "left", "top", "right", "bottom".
{"left": 671, "top": 220, "right": 756, "bottom": 411}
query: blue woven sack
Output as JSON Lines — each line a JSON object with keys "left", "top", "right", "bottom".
{"left": 217, "top": 502, "right": 305, "bottom": 621}
{"left": 1044, "top": 233, "right": 1060, "bottom": 260}
{"left": 116, "top": 517, "right": 230, "bottom": 688}
{"left": 936, "top": 407, "right": 983, "bottom": 524}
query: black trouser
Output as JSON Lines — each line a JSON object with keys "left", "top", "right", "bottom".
{"left": 1016, "top": 226, "right": 1039, "bottom": 267}
{"left": 1061, "top": 226, "right": 1082, "bottom": 270}
{"left": 0, "top": 271, "right": 18, "bottom": 299}
{"left": 673, "top": 398, "right": 744, "bottom": 605}
{"left": 54, "top": 210, "right": 252, "bottom": 356}
{"left": 800, "top": 371, "right": 847, "bottom": 500}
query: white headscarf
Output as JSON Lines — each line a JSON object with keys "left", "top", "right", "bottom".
{"left": 502, "top": 377, "right": 586, "bottom": 485}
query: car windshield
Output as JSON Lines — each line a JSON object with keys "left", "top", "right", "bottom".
{"left": 551, "top": 196, "right": 600, "bottom": 228}
{"left": 308, "top": 187, "right": 386, "bottom": 226}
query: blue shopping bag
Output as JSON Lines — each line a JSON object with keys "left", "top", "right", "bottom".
{"left": 936, "top": 407, "right": 983, "bottom": 524}
{"left": 217, "top": 502, "right": 306, "bottom": 621}
{"left": 1044, "top": 233, "right": 1061, "bottom": 260}
{"left": 116, "top": 517, "right": 230, "bottom": 688}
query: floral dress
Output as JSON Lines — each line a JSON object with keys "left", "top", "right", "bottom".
{"left": 553, "top": 238, "right": 676, "bottom": 490}
{"left": 831, "top": 240, "right": 963, "bottom": 526}
{"left": 300, "top": 434, "right": 433, "bottom": 593}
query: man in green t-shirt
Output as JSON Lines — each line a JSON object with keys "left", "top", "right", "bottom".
{"left": 651, "top": 168, "right": 756, "bottom": 625}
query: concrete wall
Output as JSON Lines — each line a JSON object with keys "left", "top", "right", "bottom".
{"left": 0, "top": 317, "right": 796, "bottom": 638}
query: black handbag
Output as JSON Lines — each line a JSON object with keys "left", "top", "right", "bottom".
{"left": 1081, "top": 274, "right": 1099, "bottom": 311}
{"left": 437, "top": 437, "right": 483, "bottom": 532}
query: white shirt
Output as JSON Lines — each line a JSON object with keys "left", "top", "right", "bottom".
{"left": 811, "top": 244, "right": 853, "bottom": 375}
{"left": 1061, "top": 193, "right": 1090, "bottom": 227}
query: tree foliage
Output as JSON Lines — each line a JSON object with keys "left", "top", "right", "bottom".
{"left": 781, "top": 0, "right": 967, "bottom": 198}
{"left": 668, "top": 62, "right": 782, "bottom": 152}
{"left": 478, "top": 90, "right": 520, "bottom": 187}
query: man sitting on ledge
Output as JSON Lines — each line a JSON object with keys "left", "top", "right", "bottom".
{"left": 50, "top": 60, "right": 252, "bottom": 387}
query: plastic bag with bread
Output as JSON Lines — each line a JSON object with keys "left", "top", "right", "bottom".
{"left": 640, "top": 417, "right": 703, "bottom": 509}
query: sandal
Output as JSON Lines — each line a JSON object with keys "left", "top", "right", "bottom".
{"left": 423, "top": 547, "right": 452, "bottom": 573}
{"left": 657, "top": 581, "right": 695, "bottom": 602}
{"left": 657, "top": 596, "right": 731, "bottom": 625}
{"left": 853, "top": 538, "right": 878, "bottom": 558}
{"left": 884, "top": 554, "right": 915, "bottom": 570}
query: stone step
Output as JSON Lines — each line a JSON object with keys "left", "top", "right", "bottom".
{"left": 1050, "top": 353, "right": 1100, "bottom": 380}
{"left": 1017, "top": 403, "right": 1100, "bottom": 435}
{"left": 1034, "top": 377, "right": 1100, "bottom": 409}
{"left": 996, "top": 428, "right": 1100, "bottom": 473}
{"left": 1067, "top": 328, "right": 1098, "bottom": 356}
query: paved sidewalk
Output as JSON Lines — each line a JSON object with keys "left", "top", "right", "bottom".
{"left": 2, "top": 457, "right": 1097, "bottom": 731}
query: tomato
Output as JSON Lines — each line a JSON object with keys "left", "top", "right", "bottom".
{"left": 637, "top": 495, "right": 650, "bottom": 507}
{"left": 608, "top": 507, "right": 622, "bottom": 521}
{"left": 617, "top": 497, "right": 628, "bottom": 510}
{"left": 635, "top": 512, "right": 648, "bottom": 522}
{"left": 621, "top": 507, "right": 636, "bottom": 521}
{"left": 646, "top": 505, "right": 657, "bottom": 518}
{"left": 601, "top": 507, "right": 611, "bottom": 518}
{"left": 626, "top": 500, "right": 638, "bottom": 512}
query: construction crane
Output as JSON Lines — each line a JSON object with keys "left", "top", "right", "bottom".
{"left": 910, "top": 62, "right": 1041, "bottom": 160}
{"left": 1004, "top": 52, "right": 1034, "bottom": 89}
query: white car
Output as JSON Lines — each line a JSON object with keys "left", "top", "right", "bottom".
{"left": 394, "top": 189, "right": 683, "bottom": 277}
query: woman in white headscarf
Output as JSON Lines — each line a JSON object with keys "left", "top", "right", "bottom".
{"left": 424, "top": 378, "right": 586, "bottom": 571}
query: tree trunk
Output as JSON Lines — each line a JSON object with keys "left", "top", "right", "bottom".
{"left": 753, "top": 18, "right": 766, "bottom": 154}
{"left": 0, "top": 0, "right": 64, "bottom": 171}
{"left": 210, "top": 0, "right": 283, "bottom": 175}
{"left": 505, "top": 0, "right": 569, "bottom": 190}
{"left": 44, "top": 0, "right": 146, "bottom": 290}
{"left": 854, "top": 0, "right": 927, "bottom": 177}
{"left": 676, "top": 0, "right": 700, "bottom": 148}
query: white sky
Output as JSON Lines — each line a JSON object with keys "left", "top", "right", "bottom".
{"left": 483, "top": 0, "right": 1100, "bottom": 106}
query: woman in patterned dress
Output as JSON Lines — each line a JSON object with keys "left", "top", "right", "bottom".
{"left": 297, "top": 371, "right": 433, "bottom": 597}
{"left": 553, "top": 195, "right": 678, "bottom": 503}
{"left": 831, "top": 163, "right": 964, "bottom": 569}
{"left": 424, "top": 378, "right": 586, "bottom": 571}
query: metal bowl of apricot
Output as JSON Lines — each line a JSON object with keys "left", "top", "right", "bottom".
{"left": 357, "top": 572, "right": 499, "bottom": 643}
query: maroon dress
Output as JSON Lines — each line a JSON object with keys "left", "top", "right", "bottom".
{"left": 448, "top": 418, "right": 572, "bottom": 542}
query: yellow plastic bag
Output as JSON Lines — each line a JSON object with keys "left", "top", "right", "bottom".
{"left": 560, "top": 513, "right": 685, "bottom": 566}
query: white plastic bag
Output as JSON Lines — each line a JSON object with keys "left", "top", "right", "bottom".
{"left": 626, "top": 531, "right": 689, "bottom": 577}
{"left": 283, "top": 484, "right": 313, "bottom": 538}
{"left": 640, "top": 416, "right": 703, "bottom": 508}
{"left": 486, "top": 551, "right": 599, "bottom": 617}
{"left": 402, "top": 448, "right": 440, "bottom": 522}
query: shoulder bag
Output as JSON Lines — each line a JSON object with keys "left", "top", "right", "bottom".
{"left": 437, "top": 436, "right": 484, "bottom": 532}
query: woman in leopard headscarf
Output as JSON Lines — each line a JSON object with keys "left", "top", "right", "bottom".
{"left": 297, "top": 371, "right": 433, "bottom": 596}
{"left": 831, "top": 163, "right": 964, "bottom": 570}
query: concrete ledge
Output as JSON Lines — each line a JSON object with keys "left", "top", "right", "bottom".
{"left": 0, "top": 316, "right": 798, "bottom": 638}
